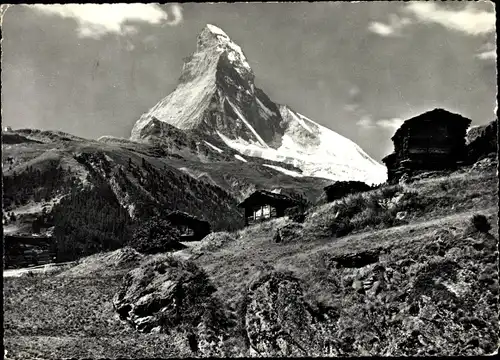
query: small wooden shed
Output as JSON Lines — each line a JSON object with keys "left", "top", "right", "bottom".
{"left": 164, "top": 211, "right": 211, "bottom": 242}
{"left": 238, "top": 190, "right": 300, "bottom": 226}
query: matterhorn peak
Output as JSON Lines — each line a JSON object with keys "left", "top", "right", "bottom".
{"left": 130, "top": 24, "right": 387, "bottom": 185}
{"left": 196, "top": 24, "right": 252, "bottom": 71}
{"left": 205, "top": 24, "right": 230, "bottom": 38}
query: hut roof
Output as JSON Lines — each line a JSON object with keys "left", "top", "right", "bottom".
{"left": 164, "top": 210, "right": 210, "bottom": 229}
{"left": 237, "top": 190, "right": 299, "bottom": 209}
{"left": 323, "top": 180, "right": 371, "bottom": 192}
{"left": 392, "top": 108, "right": 472, "bottom": 141}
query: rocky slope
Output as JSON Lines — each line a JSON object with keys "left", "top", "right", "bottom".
{"left": 113, "top": 166, "right": 499, "bottom": 357}
{"left": 4, "top": 164, "right": 498, "bottom": 358}
{"left": 130, "top": 24, "right": 386, "bottom": 185}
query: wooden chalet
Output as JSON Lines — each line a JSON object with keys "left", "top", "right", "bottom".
{"left": 382, "top": 108, "right": 471, "bottom": 182}
{"left": 238, "top": 190, "right": 300, "bottom": 226}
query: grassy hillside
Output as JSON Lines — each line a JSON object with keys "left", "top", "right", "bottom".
{"left": 3, "top": 164, "right": 498, "bottom": 358}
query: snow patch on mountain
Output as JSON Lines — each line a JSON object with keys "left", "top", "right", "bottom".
{"left": 263, "top": 164, "right": 304, "bottom": 177}
{"left": 206, "top": 24, "right": 227, "bottom": 37}
{"left": 206, "top": 24, "right": 251, "bottom": 70}
{"left": 290, "top": 111, "right": 314, "bottom": 134}
{"left": 234, "top": 154, "right": 247, "bottom": 162}
{"left": 227, "top": 98, "right": 268, "bottom": 147}
{"left": 256, "top": 96, "right": 276, "bottom": 117}
{"left": 216, "top": 106, "right": 386, "bottom": 185}
{"left": 203, "top": 140, "right": 224, "bottom": 153}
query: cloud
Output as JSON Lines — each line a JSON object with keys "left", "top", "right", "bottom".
{"left": 348, "top": 85, "right": 360, "bottom": 98}
{"left": 165, "top": 3, "right": 183, "bottom": 26}
{"left": 344, "top": 103, "right": 360, "bottom": 112}
{"left": 404, "top": 2, "right": 495, "bottom": 36}
{"left": 356, "top": 115, "right": 375, "bottom": 129}
{"left": 368, "top": 14, "right": 412, "bottom": 37}
{"left": 477, "top": 49, "right": 496, "bottom": 61}
{"left": 345, "top": 85, "right": 362, "bottom": 112}
{"left": 368, "top": 22, "right": 396, "bottom": 37}
{"left": 357, "top": 116, "right": 404, "bottom": 130}
{"left": 476, "top": 42, "right": 497, "bottom": 61}
{"left": 27, "top": 3, "right": 183, "bottom": 38}
{"left": 376, "top": 118, "right": 404, "bottom": 129}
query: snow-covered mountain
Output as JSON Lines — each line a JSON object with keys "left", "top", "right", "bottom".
{"left": 131, "top": 24, "right": 387, "bottom": 185}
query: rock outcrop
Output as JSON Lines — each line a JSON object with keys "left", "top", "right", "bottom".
{"left": 466, "top": 119, "right": 497, "bottom": 164}
{"left": 242, "top": 271, "right": 338, "bottom": 356}
{"left": 113, "top": 255, "right": 236, "bottom": 356}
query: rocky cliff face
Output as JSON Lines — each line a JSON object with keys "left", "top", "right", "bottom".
{"left": 466, "top": 119, "right": 498, "bottom": 163}
{"left": 131, "top": 24, "right": 386, "bottom": 185}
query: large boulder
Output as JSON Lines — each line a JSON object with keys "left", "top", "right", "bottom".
{"left": 113, "top": 255, "right": 235, "bottom": 356}
{"left": 242, "top": 271, "right": 339, "bottom": 356}
{"left": 327, "top": 249, "right": 380, "bottom": 269}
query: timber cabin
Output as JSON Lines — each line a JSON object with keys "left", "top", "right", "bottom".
{"left": 238, "top": 190, "right": 300, "bottom": 226}
{"left": 382, "top": 108, "right": 471, "bottom": 183}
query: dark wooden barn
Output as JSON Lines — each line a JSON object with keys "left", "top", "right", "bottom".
{"left": 3, "top": 234, "right": 56, "bottom": 269}
{"left": 323, "top": 181, "right": 372, "bottom": 203}
{"left": 238, "top": 190, "right": 300, "bottom": 226}
{"left": 382, "top": 108, "right": 471, "bottom": 183}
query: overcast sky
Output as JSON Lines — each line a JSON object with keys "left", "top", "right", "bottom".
{"left": 1, "top": 2, "right": 496, "bottom": 160}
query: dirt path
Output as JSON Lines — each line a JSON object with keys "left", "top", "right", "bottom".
{"left": 3, "top": 262, "right": 75, "bottom": 278}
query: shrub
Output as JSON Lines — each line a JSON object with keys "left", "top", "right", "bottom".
{"left": 394, "top": 190, "right": 427, "bottom": 213}
{"left": 379, "top": 185, "right": 403, "bottom": 199}
{"left": 330, "top": 216, "right": 355, "bottom": 237}
{"left": 470, "top": 214, "right": 491, "bottom": 233}
{"left": 127, "top": 216, "right": 184, "bottom": 254}
{"left": 336, "top": 194, "right": 366, "bottom": 218}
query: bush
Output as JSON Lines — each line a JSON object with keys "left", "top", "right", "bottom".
{"left": 330, "top": 216, "right": 355, "bottom": 237}
{"left": 379, "top": 185, "right": 403, "bottom": 199}
{"left": 470, "top": 214, "right": 491, "bottom": 233}
{"left": 397, "top": 190, "right": 425, "bottom": 210}
{"left": 127, "top": 217, "right": 185, "bottom": 254}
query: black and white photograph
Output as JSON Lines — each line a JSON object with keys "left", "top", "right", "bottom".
{"left": 1, "top": 1, "right": 498, "bottom": 358}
